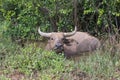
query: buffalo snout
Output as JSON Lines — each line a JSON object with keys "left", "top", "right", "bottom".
{"left": 54, "top": 43, "right": 64, "bottom": 52}
{"left": 55, "top": 43, "right": 63, "bottom": 48}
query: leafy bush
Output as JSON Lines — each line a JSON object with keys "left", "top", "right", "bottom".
{"left": 2, "top": 43, "right": 74, "bottom": 75}
{"left": 0, "top": 75, "right": 10, "bottom": 80}
{"left": 1, "top": 0, "right": 119, "bottom": 40}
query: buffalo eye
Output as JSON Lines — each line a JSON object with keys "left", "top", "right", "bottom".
{"left": 50, "top": 37, "right": 54, "bottom": 40}
{"left": 62, "top": 38, "right": 65, "bottom": 41}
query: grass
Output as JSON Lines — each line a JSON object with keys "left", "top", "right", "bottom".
{"left": 1, "top": 22, "right": 120, "bottom": 80}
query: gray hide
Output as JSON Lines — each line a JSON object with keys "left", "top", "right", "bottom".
{"left": 64, "top": 32, "right": 100, "bottom": 56}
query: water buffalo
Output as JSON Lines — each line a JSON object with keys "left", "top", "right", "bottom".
{"left": 38, "top": 26, "right": 101, "bottom": 57}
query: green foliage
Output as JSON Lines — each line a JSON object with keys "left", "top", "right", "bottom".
{"left": 78, "top": 52, "right": 115, "bottom": 79}
{"left": 82, "top": 0, "right": 120, "bottom": 35}
{"left": 0, "top": 75, "right": 10, "bottom": 80}
{"left": 0, "top": 0, "right": 120, "bottom": 39}
{"left": 3, "top": 44, "right": 67, "bottom": 75}
{"left": 0, "top": 0, "right": 74, "bottom": 40}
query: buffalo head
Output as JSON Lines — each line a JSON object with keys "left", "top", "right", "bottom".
{"left": 38, "top": 26, "right": 77, "bottom": 53}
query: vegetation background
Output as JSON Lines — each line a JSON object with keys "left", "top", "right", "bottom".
{"left": 0, "top": 0, "right": 120, "bottom": 80}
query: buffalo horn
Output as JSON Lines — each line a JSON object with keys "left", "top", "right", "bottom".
{"left": 64, "top": 26, "right": 77, "bottom": 37}
{"left": 38, "top": 27, "right": 51, "bottom": 37}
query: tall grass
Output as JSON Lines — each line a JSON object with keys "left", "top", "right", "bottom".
{"left": 78, "top": 52, "right": 116, "bottom": 79}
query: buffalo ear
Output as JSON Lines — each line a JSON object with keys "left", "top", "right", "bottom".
{"left": 63, "top": 38, "right": 78, "bottom": 45}
{"left": 63, "top": 38, "right": 70, "bottom": 44}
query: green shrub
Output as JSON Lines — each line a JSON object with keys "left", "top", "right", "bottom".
{"left": 0, "top": 75, "right": 10, "bottom": 80}
{"left": 2, "top": 44, "right": 74, "bottom": 75}
{"left": 1, "top": 0, "right": 120, "bottom": 40}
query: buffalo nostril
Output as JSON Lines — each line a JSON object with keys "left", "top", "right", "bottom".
{"left": 56, "top": 43, "right": 62, "bottom": 47}
{"left": 54, "top": 43, "right": 63, "bottom": 50}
